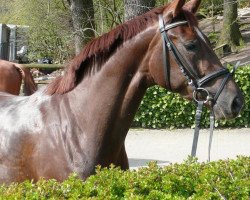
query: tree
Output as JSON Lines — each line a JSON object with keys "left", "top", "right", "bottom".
{"left": 94, "top": 0, "right": 124, "bottom": 34}
{"left": 218, "top": 0, "right": 243, "bottom": 54}
{"left": 124, "top": 0, "right": 156, "bottom": 21}
{"left": 67, "top": 0, "right": 95, "bottom": 55}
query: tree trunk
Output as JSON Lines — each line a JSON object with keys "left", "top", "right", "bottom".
{"left": 67, "top": 0, "right": 95, "bottom": 55}
{"left": 124, "top": 0, "right": 156, "bottom": 21}
{"left": 218, "top": 0, "right": 242, "bottom": 55}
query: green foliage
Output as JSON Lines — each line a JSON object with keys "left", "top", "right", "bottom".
{"left": 0, "top": 156, "right": 249, "bottom": 199}
{"left": 134, "top": 66, "right": 250, "bottom": 128}
{"left": 238, "top": 0, "right": 250, "bottom": 8}
{"left": 199, "top": 0, "right": 223, "bottom": 18}
{"left": 0, "top": 0, "right": 74, "bottom": 63}
{"left": 198, "top": 0, "right": 249, "bottom": 18}
{"left": 25, "top": 0, "right": 73, "bottom": 63}
{"left": 94, "top": 0, "right": 124, "bottom": 34}
{"left": 207, "top": 31, "right": 220, "bottom": 47}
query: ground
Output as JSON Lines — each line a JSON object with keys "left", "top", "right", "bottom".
{"left": 126, "top": 128, "right": 250, "bottom": 168}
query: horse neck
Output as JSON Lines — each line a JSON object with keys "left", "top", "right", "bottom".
{"left": 65, "top": 27, "right": 156, "bottom": 143}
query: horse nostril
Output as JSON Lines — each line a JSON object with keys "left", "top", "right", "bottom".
{"left": 231, "top": 96, "right": 243, "bottom": 116}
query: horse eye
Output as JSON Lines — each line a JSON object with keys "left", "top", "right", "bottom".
{"left": 185, "top": 41, "right": 198, "bottom": 51}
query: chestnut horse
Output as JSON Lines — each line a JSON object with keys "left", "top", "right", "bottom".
{"left": 0, "top": 0, "right": 244, "bottom": 183}
{"left": 0, "top": 60, "right": 37, "bottom": 95}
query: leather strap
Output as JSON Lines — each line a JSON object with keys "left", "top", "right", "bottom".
{"left": 214, "top": 73, "right": 231, "bottom": 101}
{"left": 159, "top": 15, "right": 172, "bottom": 90}
{"left": 158, "top": 15, "right": 199, "bottom": 90}
{"left": 208, "top": 110, "right": 215, "bottom": 161}
{"left": 191, "top": 101, "right": 204, "bottom": 157}
{"left": 197, "top": 69, "right": 229, "bottom": 87}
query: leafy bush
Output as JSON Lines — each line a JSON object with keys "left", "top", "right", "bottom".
{"left": 199, "top": 0, "right": 223, "bottom": 17}
{"left": 198, "top": 0, "right": 249, "bottom": 18}
{"left": 0, "top": 156, "right": 249, "bottom": 199}
{"left": 238, "top": 0, "right": 250, "bottom": 8}
{"left": 133, "top": 66, "right": 250, "bottom": 128}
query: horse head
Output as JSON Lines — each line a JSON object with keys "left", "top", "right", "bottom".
{"left": 147, "top": 0, "right": 243, "bottom": 119}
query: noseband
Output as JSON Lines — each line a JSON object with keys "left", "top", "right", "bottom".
{"left": 158, "top": 14, "right": 239, "bottom": 161}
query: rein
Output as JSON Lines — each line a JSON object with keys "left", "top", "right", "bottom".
{"left": 158, "top": 14, "right": 239, "bottom": 161}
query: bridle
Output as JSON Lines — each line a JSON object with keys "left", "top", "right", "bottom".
{"left": 158, "top": 14, "right": 239, "bottom": 161}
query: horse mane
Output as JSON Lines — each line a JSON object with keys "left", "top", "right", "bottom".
{"left": 45, "top": 6, "right": 165, "bottom": 95}
{"left": 45, "top": 5, "right": 198, "bottom": 95}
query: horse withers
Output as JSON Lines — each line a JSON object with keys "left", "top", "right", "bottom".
{"left": 0, "top": 0, "right": 243, "bottom": 184}
{"left": 0, "top": 60, "right": 37, "bottom": 95}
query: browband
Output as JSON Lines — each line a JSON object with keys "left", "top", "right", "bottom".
{"left": 159, "top": 15, "right": 188, "bottom": 33}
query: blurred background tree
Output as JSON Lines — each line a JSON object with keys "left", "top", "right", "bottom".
{"left": 217, "top": 0, "right": 243, "bottom": 55}
{"left": 124, "top": 0, "right": 156, "bottom": 20}
{"left": 67, "top": 0, "right": 95, "bottom": 55}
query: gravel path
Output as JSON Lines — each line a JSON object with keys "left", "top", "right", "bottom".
{"left": 125, "top": 128, "right": 250, "bottom": 168}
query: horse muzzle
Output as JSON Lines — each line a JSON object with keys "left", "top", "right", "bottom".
{"left": 213, "top": 92, "right": 244, "bottom": 119}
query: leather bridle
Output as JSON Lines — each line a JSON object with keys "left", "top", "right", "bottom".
{"left": 158, "top": 14, "right": 239, "bottom": 161}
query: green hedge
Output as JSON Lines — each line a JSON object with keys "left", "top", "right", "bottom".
{"left": 0, "top": 156, "right": 249, "bottom": 199}
{"left": 133, "top": 66, "right": 250, "bottom": 128}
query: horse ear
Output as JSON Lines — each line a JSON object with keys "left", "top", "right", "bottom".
{"left": 163, "top": 0, "right": 186, "bottom": 20}
{"left": 183, "top": 0, "right": 201, "bottom": 13}
{"left": 171, "top": 0, "right": 186, "bottom": 17}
